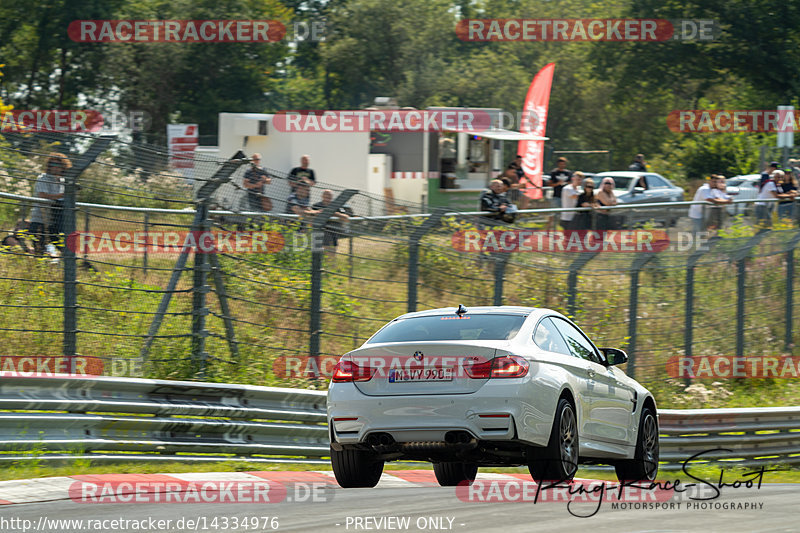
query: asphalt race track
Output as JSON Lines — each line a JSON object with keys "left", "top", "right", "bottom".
{"left": 0, "top": 471, "right": 796, "bottom": 533}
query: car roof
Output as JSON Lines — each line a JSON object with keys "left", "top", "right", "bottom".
{"left": 730, "top": 174, "right": 761, "bottom": 180}
{"left": 396, "top": 306, "right": 545, "bottom": 320}
{"left": 595, "top": 171, "right": 656, "bottom": 177}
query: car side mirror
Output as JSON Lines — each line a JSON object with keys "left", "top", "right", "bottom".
{"left": 601, "top": 348, "right": 628, "bottom": 366}
{"left": 632, "top": 187, "right": 645, "bottom": 195}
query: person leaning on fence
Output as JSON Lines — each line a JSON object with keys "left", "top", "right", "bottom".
{"left": 689, "top": 175, "right": 730, "bottom": 234}
{"left": 573, "top": 177, "right": 597, "bottom": 230}
{"left": 776, "top": 169, "right": 798, "bottom": 221}
{"left": 312, "top": 189, "right": 353, "bottom": 253}
{"left": 29, "top": 152, "right": 70, "bottom": 257}
{"left": 242, "top": 153, "right": 272, "bottom": 213}
{"left": 479, "top": 179, "right": 515, "bottom": 225}
{"left": 285, "top": 179, "right": 320, "bottom": 218}
{"left": 755, "top": 171, "right": 780, "bottom": 227}
{"left": 595, "top": 176, "right": 619, "bottom": 230}
{"left": 707, "top": 174, "right": 732, "bottom": 230}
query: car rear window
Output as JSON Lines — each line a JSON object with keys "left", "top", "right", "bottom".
{"left": 367, "top": 314, "right": 526, "bottom": 343}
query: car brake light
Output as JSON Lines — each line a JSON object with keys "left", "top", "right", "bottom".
{"left": 491, "top": 355, "right": 529, "bottom": 378}
{"left": 462, "top": 355, "right": 529, "bottom": 379}
{"left": 331, "top": 360, "right": 376, "bottom": 382}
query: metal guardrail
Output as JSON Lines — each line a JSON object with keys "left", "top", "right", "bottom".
{"left": 0, "top": 375, "right": 329, "bottom": 465}
{"left": 0, "top": 376, "right": 798, "bottom": 469}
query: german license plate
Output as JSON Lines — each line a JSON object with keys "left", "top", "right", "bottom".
{"left": 389, "top": 367, "right": 453, "bottom": 382}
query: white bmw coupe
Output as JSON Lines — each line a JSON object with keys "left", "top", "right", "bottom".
{"left": 327, "top": 306, "right": 658, "bottom": 488}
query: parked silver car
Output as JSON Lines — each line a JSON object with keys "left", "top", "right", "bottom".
{"left": 723, "top": 174, "right": 760, "bottom": 216}
{"left": 593, "top": 171, "right": 685, "bottom": 226}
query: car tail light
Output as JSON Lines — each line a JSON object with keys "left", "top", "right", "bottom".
{"left": 462, "top": 355, "right": 529, "bottom": 379}
{"left": 331, "top": 359, "right": 377, "bottom": 382}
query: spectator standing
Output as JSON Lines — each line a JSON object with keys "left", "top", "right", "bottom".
{"left": 689, "top": 175, "right": 731, "bottom": 233}
{"left": 560, "top": 172, "right": 582, "bottom": 230}
{"left": 574, "top": 177, "right": 597, "bottom": 230}
{"left": 547, "top": 157, "right": 572, "bottom": 208}
{"left": 628, "top": 154, "right": 647, "bottom": 172}
{"left": 776, "top": 170, "right": 798, "bottom": 221}
{"left": 595, "top": 176, "right": 619, "bottom": 230}
{"left": 755, "top": 171, "right": 779, "bottom": 227}
{"left": 243, "top": 153, "right": 272, "bottom": 212}
{"left": 289, "top": 155, "right": 316, "bottom": 191}
{"left": 502, "top": 165, "right": 521, "bottom": 205}
{"left": 760, "top": 161, "right": 780, "bottom": 190}
{"left": 30, "top": 152, "right": 70, "bottom": 257}
{"left": 312, "top": 189, "right": 353, "bottom": 253}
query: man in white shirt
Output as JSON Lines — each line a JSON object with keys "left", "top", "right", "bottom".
{"left": 688, "top": 175, "right": 731, "bottom": 234}
{"left": 560, "top": 172, "right": 583, "bottom": 230}
{"left": 755, "top": 170, "right": 780, "bottom": 227}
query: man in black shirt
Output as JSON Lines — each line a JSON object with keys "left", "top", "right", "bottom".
{"left": 288, "top": 155, "right": 316, "bottom": 191}
{"left": 480, "top": 179, "right": 514, "bottom": 225}
{"left": 547, "top": 157, "right": 572, "bottom": 208}
{"left": 628, "top": 154, "right": 647, "bottom": 172}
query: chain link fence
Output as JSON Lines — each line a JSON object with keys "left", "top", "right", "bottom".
{"left": 1, "top": 132, "right": 799, "bottom": 398}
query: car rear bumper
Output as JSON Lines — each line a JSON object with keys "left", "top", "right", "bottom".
{"left": 327, "top": 380, "right": 553, "bottom": 447}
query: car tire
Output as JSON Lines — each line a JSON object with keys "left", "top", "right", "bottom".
{"left": 614, "top": 407, "right": 659, "bottom": 483}
{"left": 528, "top": 398, "right": 579, "bottom": 482}
{"left": 330, "top": 446, "right": 385, "bottom": 488}
{"left": 433, "top": 462, "right": 478, "bottom": 486}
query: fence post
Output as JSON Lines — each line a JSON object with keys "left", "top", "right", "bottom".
{"left": 407, "top": 208, "right": 448, "bottom": 313}
{"left": 143, "top": 212, "right": 149, "bottom": 275}
{"left": 492, "top": 253, "right": 509, "bottom": 306}
{"left": 683, "top": 236, "right": 720, "bottom": 385}
{"left": 62, "top": 135, "right": 115, "bottom": 369}
{"left": 140, "top": 152, "right": 249, "bottom": 363}
{"left": 191, "top": 201, "right": 211, "bottom": 378}
{"left": 730, "top": 231, "right": 771, "bottom": 360}
{"left": 783, "top": 231, "right": 800, "bottom": 351}
{"left": 309, "top": 190, "right": 358, "bottom": 366}
{"left": 566, "top": 252, "right": 598, "bottom": 317}
{"left": 626, "top": 253, "right": 656, "bottom": 380}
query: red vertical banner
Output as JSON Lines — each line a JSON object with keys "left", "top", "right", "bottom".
{"left": 518, "top": 63, "right": 555, "bottom": 200}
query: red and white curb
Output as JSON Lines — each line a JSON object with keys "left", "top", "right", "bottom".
{"left": 0, "top": 470, "right": 568, "bottom": 505}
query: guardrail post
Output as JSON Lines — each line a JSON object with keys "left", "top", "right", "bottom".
{"left": 407, "top": 208, "right": 448, "bottom": 313}
{"left": 309, "top": 190, "right": 358, "bottom": 367}
{"left": 627, "top": 253, "right": 656, "bottom": 379}
{"left": 566, "top": 252, "right": 598, "bottom": 317}
{"left": 62, "top": 135, "right": 115, "bottom": 367}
